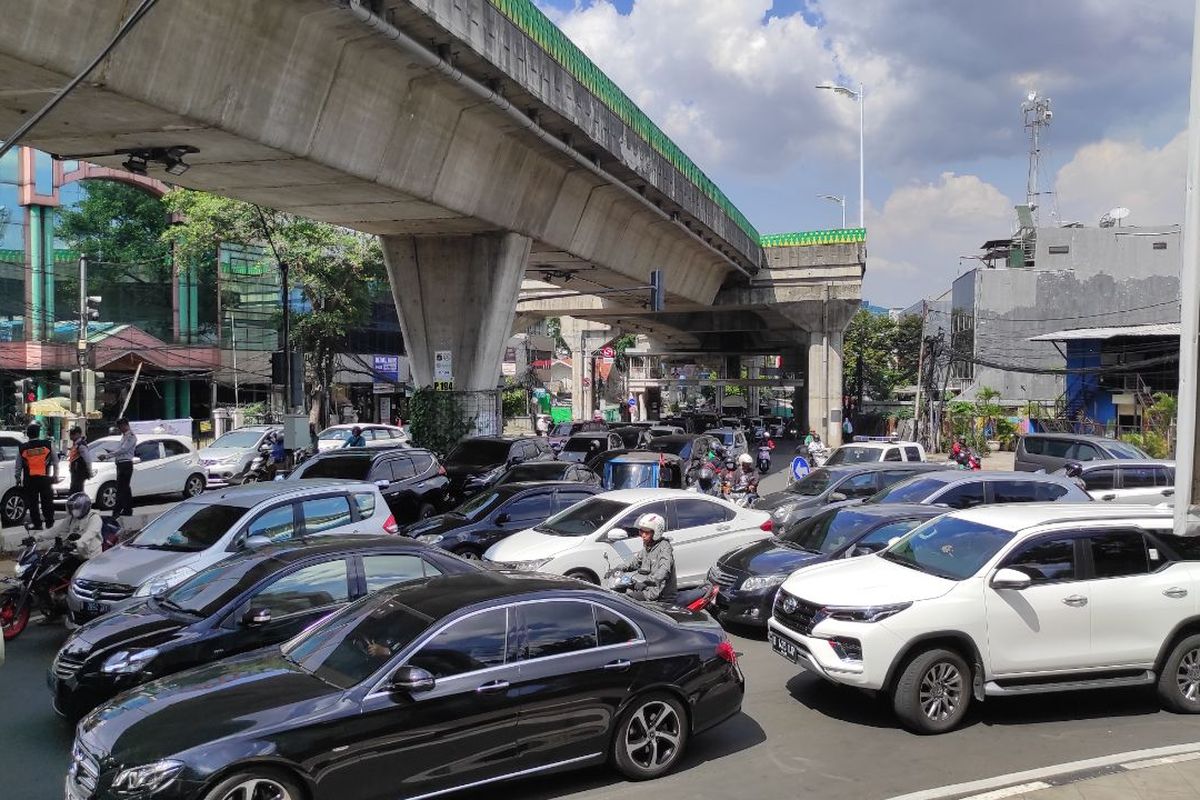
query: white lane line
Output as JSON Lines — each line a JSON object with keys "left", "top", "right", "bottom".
{"left": 1120, "top": 751, "right": 1200, "bottom": 770}
{"left": 885, "top": 741, "right": 1200, "bottom": 800}
{"left": 961, "top": 783, "right": 1051, "bottom": 800}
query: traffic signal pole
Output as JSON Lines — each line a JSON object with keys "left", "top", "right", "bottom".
{"left": 78, "top": 255, "right": 88, "bottom": 415}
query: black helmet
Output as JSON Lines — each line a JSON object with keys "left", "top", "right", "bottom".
{"left": 697, "top": 466, "right": 715, "bottom": 490}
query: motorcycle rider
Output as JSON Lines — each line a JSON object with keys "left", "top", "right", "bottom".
{"left": 732, "top": 453, "right": 759, "bottom": 496}
{"left": 23, "top": 493, "right": 103, "bottom": 623}
{"left": 689, "top": 465, "right": 720, "bottom": 496}
{"left": 607, "top": 512, "right": 676, "bottom": 602}
{"left": 343, "top": 426, "right": 366, "bottom": 448}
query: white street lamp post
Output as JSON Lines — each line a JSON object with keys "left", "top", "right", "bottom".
{"left": 816, "top": 81, "right": 865, "bottom": 228}
{"left": 818, "top": 194, "right": 846, "bottom": 229}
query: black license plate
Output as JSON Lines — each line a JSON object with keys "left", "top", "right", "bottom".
{"left": 81, "top": 601, "right": 108, "bottom": 616}
{"left": 769, "top": 632, "right": 805, "bottom": 665}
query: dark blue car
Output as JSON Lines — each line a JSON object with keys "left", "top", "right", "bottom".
{"left": 707, "top": 503, "right": 944, "bottom": 628}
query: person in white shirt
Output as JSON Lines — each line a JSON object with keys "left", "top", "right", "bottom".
{"left": 109, "top": 418, "right": 137, "bottom": 517}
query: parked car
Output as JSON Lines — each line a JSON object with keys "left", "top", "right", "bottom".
{"left": 67, "top": 480, "right": 397, "bottom": 625}
{"left": 289, "top": 447, "right": 449, "bottom": 522}
{"left": 612, "top": 425, "right": 653, "bottom": 449}
{"left": 54, "top": 434, "right": 206, "bottom": 511}
{"left": 706, "top": 427, "right": 750, "bottom": 459}
{"left": 316, "top": 423, "right": 409, "bottom": 452}
{"left": 405, "top": 481, "right": 601, "bottom": 559}
{"left": 0, "top": 429, "right": 26, "bottom": 462}
{"left": 1058, "top": 459, "right": 1176, "bottom": 505}
{"left": 485, "top": 488, "right": 773, "bottom": 586}
{"left": 442, "top": 435, "right": 553, "bottom": 503}
{"left": 756, "top": 463, "right": 947, "bottom": 529}
{"left": 649, "top": 425, "right": 685, "bottom": 438}
{"left": 558, "top": 431, "right": 625, "bottom": 464}
{"left": 494, "top": 460, "right": 601, "bottom": 487}
{"left": 865, "top": 469, "right": 1091, "bottom": 509}
{"left": 709, "top": 504, "right": 944, "bottom": 628}
{"left": 1016, "top": 432, "right": 1149, "bottom": 472}
{"left": 825, "top": 440, "right": 926, "bottom": 465}
{"left": 67, "top": 572, "right": 744, "bottom": 800}
{"left": 0, "top": 460, "right": 21, "bottom": 527}
{"left": 547, "top": 419, "right": 607, "bottom": 452}
{"left": 196, "top": 425, "right": 281, "bottom": 488}
{"left": 767, "top": 503, "right": 1200, "bottom": 733}
{"left": 49, "top": 534, "right": 479, "bottom": 717}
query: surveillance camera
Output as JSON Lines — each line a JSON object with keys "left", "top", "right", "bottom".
{"left": 1044, "top": 110, "right": 1053, "bottom": 120}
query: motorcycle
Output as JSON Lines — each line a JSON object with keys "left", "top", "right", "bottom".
{"left": 1, "top": 527, "right": 81, "bottom": 640}
{"left": 231, "top": 448, "right": 277, "bottom": 485}
{"left": 951, "top": 448, "right": 982, "bottom": 471}
{"left": 609, "top": 573, "right": 719, "bottom": 614}
{"left": 726, "top": 488, "right": 760, "bottom": 508}
{"left": 756, "top": 441, "right": 773, "bottom": 474}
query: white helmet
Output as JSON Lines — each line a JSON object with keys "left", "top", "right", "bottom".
{"left": 634, "top": 512, "right": 667, "bottom": 542}
{"left": 737, "top": 453, "right": 753, "bottom": 467}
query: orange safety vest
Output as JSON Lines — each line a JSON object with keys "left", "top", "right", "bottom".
{"left": 21, "top": 444, "right": 53, "bottom": 477}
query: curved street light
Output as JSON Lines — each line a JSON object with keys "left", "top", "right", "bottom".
{"left": 816, "top": 81, "right": 865, "bottom": 228}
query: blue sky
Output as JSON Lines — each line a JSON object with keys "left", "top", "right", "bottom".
{"left": 533, "top": 0, "right": 1192, "bottom": 306}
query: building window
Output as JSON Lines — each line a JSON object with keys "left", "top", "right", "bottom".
{"left": 1048, "top": 245, "right": 1070, "bottom": 255}
{"left": 1153, "top": 242, "right": 1168, "bottom": 250}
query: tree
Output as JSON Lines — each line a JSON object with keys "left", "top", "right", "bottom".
{"left": 894, "top": 314, "right": 924, "bottom": 387}
{"left": 842, "top": 310, "right": 899, "bottom": 402}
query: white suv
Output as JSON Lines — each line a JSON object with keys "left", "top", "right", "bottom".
{"left": 768, "top": 504, "right": 1200, "bottom": 733}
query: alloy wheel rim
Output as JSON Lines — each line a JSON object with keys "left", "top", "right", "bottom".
{"left": 625, "top": 700, "right": 682, "bottom": 770}
{"left": 458, "top": 551, "right": 481, "bottom": 561}
{"left": 220, "top": 777, "right": 293, "bottom": 800}
{"left": 186, "top": 477, "right": 204, "bottom": 495}
{"left": 100, "top": 488, "right": 117, "bottom": 507}
{"left": 3, "top": 494, "right": 23, "bottom": 521}
{"left": 1177, "top": 649, "right": 1200, "bottom": 701}
{"left": 919, "top": 662, "right": 962, "bottom": 721}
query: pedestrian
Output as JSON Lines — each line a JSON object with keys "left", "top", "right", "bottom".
{"left": 843, "top": 416, "right": 854, "bottom": 437}
{"left": 67, "top": 425, "right": 94, "bottom": 495}
{"left": 536, "top": 414, "right": 549, "bottom": 437}
{"left": 17, "top": 422, "right": 57, "bottom": 530}
{"left": 110, "top": 418, "right": 137, "bottom": 518}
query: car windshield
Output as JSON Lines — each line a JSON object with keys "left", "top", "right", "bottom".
{"left": 318, "top": 428, "right": 353, "bottom": 442}
{"left": 293, "top": 456, "right": 371, "bottom": 481}
{"left": 826, "top": 446, "right": 881, "bottom": 465}
{"left": 1106, "top": 441, "right": 1148, "bottom": 458}
{"left": 129, "top": 503, "right": 248, "bottom": 552}
{"left": 606, "top": 463, "right": 657, "bottom": 489}
{"left": 882, "top": 516, "right": 1013, "bottom": 580}
{"left": 563, "top": 437, "right": 603, "bottom": 453}
{"left": 551, "top": 423, "right": 577, "bottom": 437}
{"left": 282, "top": 593, "right": 434, "bottom": 689}
{"left": 161, "top": 558, "right": 266, "bottom": 617}
{"left": 779, "top": 509, "right": 880, "bottom": 554}
{"left": 788, "top": 468, "right": 834, "bottom": 496}
{"left": 868, "top": 476, "right": 949, "bottom": 504}
{"left": 646, "top": 438, "right": 690, "bottom": 458}
{"left": 444, "top": 441, "right": 511, "bottom": 467}
{"left": 89, "top": 439, "right": 120, "bottom": 457}
{"left": 534, "top": 497, "right": 630, "bottom": 536}
{"left": 707, "top": 431, "right": 735, "bottom": 445}
{"left": 453, "top": 491, "right": 504, "bottom": 520}
{"left": 208, "top": 430, "right": 264, "bottom": 449}
{"left": 497, "top": 463, "right": 563, "bottom": 484}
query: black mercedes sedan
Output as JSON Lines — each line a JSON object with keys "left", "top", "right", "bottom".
{"left": 69, "top": 572, "right": 744, "bottom": 800}
{"left": 50, "top": 536, "right": 479, "bottom": 717}
{"left": 707, "top": 504, "right": 944, "bottom": 627}
{"left": 403, "top": 481, "right": 601, "bottom": 559}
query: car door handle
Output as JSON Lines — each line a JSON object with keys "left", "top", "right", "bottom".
{"left": 1100, "top": 494, "right": 1116, "bottom": 501}
{"left": 716, "top": 525, "right": 730, "bottom": 532}
{"left": 1062, "top": 595, "right": 1088, "bottom": 607}
{"left": 603, "top": 659, "right": 632, "bottom": 671}
{"left": 475, "top": 679, "right": 510, "bottom": 694}
{"left": 1162, "top": 489, "right": 1176, "bottom": 497}
{"left": 1165, "top": 587, "right": 1189, "bottom": 599}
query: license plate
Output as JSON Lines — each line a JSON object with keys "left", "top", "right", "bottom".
{"left": 769, "top": 632, "right": 805, "bottom": 665}
{"left": 81, "top": 601, "right": 108, "bottom": 616}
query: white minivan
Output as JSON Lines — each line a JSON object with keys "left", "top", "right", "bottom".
{"left": 484, "top": 488, "right": 773, "bottom": 587}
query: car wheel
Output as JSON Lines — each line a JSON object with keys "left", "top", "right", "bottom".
{"left": 453, "top": 547, "right": 482, "bottom": 561}
{"left": 892, "top": 648, "right": 971, "bottom": 734}
{"left": 241, "top": 474, "right": 259, "bottom": 484}
{"left": 183, "top": 474, "right": 206, "bottom": 498}
{"left": 201, "top": 767, "right": 304, "bottom": 800}
{"left": 564, "top": 569, "right": 599, "bottom": 585}
{"left": 1, "top": 593, "right": 30, "bottom": 640}
{"left": 418, "top": 503, "right": 436, "bottom": 519}
{"left": 1, "top": 489, "right": 25, "bottom": 527}
{"left": 95, "top": 482, "right": 118, "bottom": 511}
{"left": 612, "top": 692, "right": 689, "bottom": 780}
{"left": 1158, "top": 634, "right": 1200, "bottom": 713}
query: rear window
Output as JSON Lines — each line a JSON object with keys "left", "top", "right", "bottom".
{"left": 868, "top": 476, "right": 950, "bottom": 504}
{"left": 130, "top": 503, "right": 248, "bottom": 552}
{"left": 294, "top": 456, "right": 371, "bottom": 481}
{"left": 563, "top": 437, "right": 604, "bottom": 453}
{"left": 1106, "top": 441, "right": 1149, "bottom": 459}
{"left": 826, "top": 446, "right": 882, "bottom": 465}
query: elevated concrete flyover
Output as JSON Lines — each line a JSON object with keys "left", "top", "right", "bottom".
{"left": 0, "top": 0, "right": 759, "bottom": 389}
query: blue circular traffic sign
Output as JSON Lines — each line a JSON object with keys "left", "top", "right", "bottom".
{"left": 791, "top": 456, "right": 811, "bottom": 481}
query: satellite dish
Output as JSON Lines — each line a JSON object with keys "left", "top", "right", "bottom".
{"left": 1110, "top": 207, "right": 1130, "bottom": 221}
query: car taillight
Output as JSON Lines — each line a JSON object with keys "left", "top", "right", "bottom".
{"left": 383, "top": 514, "right": 399, "bottom": 535}
{"left": 437, "top": 465, "right": 446, "bottom": 476}
{"left": 760, "top": 519, "right": 773, "bottom": 532}
{"left": 716, "top": 640, "right": 738, "bottom": 665}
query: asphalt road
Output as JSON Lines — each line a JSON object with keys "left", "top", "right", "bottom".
{"left": 10, "top": 449, "right": 1200, "bottom": 800}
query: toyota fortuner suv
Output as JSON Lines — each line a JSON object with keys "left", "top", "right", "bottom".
{"left": 768, "top": 504, "right": 1200, "bottom": 733}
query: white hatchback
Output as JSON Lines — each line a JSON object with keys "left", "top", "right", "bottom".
{"left": 484, "top": 488, "right": 773, "bottom": 587}
{"left": 316, "top": 424, "right": 409, "bottom": 452}
{"left": 55, "top": 434, "right": 206, "bottom": 510}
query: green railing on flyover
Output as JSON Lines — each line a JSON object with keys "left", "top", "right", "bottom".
{"left": 486, "top": 0, "right": 759, "bottom": 245}
{"left": 760, "top": 228, "right": 867, "bottom": 248}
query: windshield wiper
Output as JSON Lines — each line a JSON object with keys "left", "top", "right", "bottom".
{"left": 155, "top": 597, "right": 202, "bottom": 616}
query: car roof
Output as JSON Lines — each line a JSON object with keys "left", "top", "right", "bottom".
{"left": 460, "top": 435, "right": 528, "bottom": 444}
{"left": 222, "top": 425, "right": 278, "bottom": 433}
{"left": 236, "top": 534, "right": 431, "bottom": 564}
{"left": 379, "top": 570, "right": 603, "bottom": 620}
{"left": 838, "top": 441, "right": 920, "bottom": 450}
{"left": 499, "top": 481, "right": 599, "bottom": 494}
{"left": 829, "top": 503, "right": 945, "bottom": 519}
{"left": 198, "top": 479, "right": 378, "bottom": 507}
{"left": 1069, "top": 458, "right": 1175, "bottom": 469}
{"left": 705, "top": 427, "right": 739, "bottom": 434}
{"left": 568, "top": 432, "right": 613, "bottom": 440}
{"left": 948, "top": 502, "right": 1174, "bottom": 533}
{"left": 903, "top": 469, "right": 1079, "bottom": 485}
{"left": 595, "top": 488, "right": 724, "bottom": 502}
{"left": 306, "top": 446, "right": 428, "bottom": 460}
{"left": 93, "top": 433, "right": 192, "bottom": 446}
{"left": 823, "top": 463, "right": 944, "bottom": 475}
{"left": 607, "top": 451, "right": 681, "bottom": 462}
{"left": 652, "top": 434, "right": 703, "bottom": 443}
{"left": 1023, "top": 432, "right": 1121, "bottom": 443}
{"left": 322, "top": 423, "right": 401, "bottom": 430}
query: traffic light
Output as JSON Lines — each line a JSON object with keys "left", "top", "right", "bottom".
{"left": 85, "top": 295, "right": 102, "bottom": 321}
{"left": 59, "top": 370, "right": 80, "bottom": 407}
{"left": 14, "top": 378, "right": 33, "bottom": 411}
{"left": 83, "top": 370, "right": 104, "bottom": 414}
{"left": 649, "top": 269, "right": 664, "bottom": 312}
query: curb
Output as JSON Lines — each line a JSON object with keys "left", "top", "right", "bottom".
{"left": 886, "top": 742, "right": 1200, "bottom": 800}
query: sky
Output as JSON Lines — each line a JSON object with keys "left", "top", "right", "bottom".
{"left": 534, "top": 0, "right": 1193, "bottom": 308}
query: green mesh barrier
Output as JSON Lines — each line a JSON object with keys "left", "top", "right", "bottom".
{"left": 759, "top": 228, "right": 867, "bottom": 248}
{"left": 486, "top": 0, "right": 759, "bottom": 244}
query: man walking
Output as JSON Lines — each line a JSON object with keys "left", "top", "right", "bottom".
{"left": 67, "top": 425, "right": 94, "bottom": 495}
{"left": 17, "top": 422, "right": 57, "bottom": 530}
{"left": 111, "top": 418, "right": 137, "bottom": 517}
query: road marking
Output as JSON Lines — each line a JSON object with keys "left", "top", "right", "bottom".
{"left": 961, "top": 783, "right": 1051, "bottom": 800}
{"left": 1120, "top": 751, "right": 1200, "bottom": 770}
{"left": 885, "top": 741, "right": 1200, "bottom": 800}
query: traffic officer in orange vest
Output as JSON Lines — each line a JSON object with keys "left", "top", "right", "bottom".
{"left": 17, "top": 422, "right": 58, "bottom": 530}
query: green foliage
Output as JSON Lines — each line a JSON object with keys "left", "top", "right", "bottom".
{"left": 502, "top": 380, "right": 529, "bottom": 419}
{"left": 56, "top": 180, "right": 172, "bottom": 275}
{"left": 894, "top": 314, "right": 924, "bottom": 388}
{"left": 408, "top": 388, "right": 473, "bottom": 457}
{"left": 1122, "top": 431, "right": 1171, "bottom": 459}
{"left": 843, "top": 310, "right": 900, "bottom": 401}
{"left": 546, "top": 317, "right": 571, "bottom": 355}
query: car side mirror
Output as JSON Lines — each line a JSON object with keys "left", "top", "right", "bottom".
{"left": 242, "top": 607, "right": 271, "bottom": 627}
{"left": 390, "top": 665, "right": 436, "bottom": 694}
{"left": 991, "top": 567, "right": 1032, "bottom": 590}
{"left": 829, "top": 492, "right": 848, "bottom": 503}
{"left": 132, "top": 457, "right": 143, "bottom": 464}
{"left": 375, "top": 479, "right": 391, "bottom": 489}
{"left": 241, "top": 534, "right": 273, "bottom": 550}
{"left": 495, "top": 513, "right": 510, "bottom": 525}
{"left": 607, "top": 528, "right": 630, "bottom": 541}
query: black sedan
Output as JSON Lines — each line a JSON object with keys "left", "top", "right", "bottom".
{"left": 708, "top": 504, "right": 943, "bottom": 627}
{"left": 755, "top": 463, "right": 946, "bottom": 528}
{"left": 403, "top": 481, "right": 601, "bottom": 559}
{"left": 493, "top": 460, "right": 601, "bottom": 487}
{"left": 49, "top": 536, "right": 478, "bottom": 717}
{"left": 289, "top": 447, "right": 449, "bottom": 522}
{"left": 69, "top": 572, "right": 745, "bottom": 800}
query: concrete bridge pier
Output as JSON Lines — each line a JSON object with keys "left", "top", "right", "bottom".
{"left": 382, "top": 232, "right": 531, "bottom": 391}
{"left": 808, "top": 329, "right": 846, "bottom": 448}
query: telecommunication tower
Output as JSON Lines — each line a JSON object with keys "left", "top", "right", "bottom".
{"left": 1021, "top": 91, "right": 1053, "bottom": 226}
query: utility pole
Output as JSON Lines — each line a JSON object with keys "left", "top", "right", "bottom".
{"left": 280, "top": 260, "right": 292, "bottom": 413}
{"left": 912, "top": 300, "right": 928, "bottom": 441}
{"left": 77, "top": 255, "right": 88, "bottom": 415}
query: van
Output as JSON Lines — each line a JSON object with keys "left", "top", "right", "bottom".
{"left": 1014, "top": 433, "right": 1148, "bottom": 473}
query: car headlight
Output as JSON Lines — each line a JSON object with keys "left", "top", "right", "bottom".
{"left": 740, "top": 573, "right": 789, "bottom": 592}
{"left": 133, "top": 566, "right": 196, "bottom": 598}
{"left": 417, "top": 534, "right": 443, "bottom": 544}
{"left": 101, "top": 647, "right": 160, "bottom": 675}
{"left": 499, "top": 558, "right": 552, "bottom": 572}
{"left": 817, "top": 602, "right": 912, "bottom": 624}
{"left": 110, "top": 759, "right": 183, "bottom": 795}
{"left": 14, "top": 562, "right": 28, "bottom": 577}
{"left": 772, "top": 503, "right": 798, "bottom": 520}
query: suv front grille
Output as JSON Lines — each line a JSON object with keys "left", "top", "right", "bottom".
{"left": 54, "top": 652, "right": 87, "bottom": 680}
{"left": 707, "top": 565, "right": 741, "bottom": 590}
{"left": 70, "top": 742, "right": 100, "bottom": 794}
{"left": 73, "top": 580, "right": 135, "bottom": 602}
{"left": 774, "top": 591, "right": 822, "bottom": 636}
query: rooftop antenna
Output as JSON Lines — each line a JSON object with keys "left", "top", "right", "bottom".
{"left": 1021, "top": 90, "right": 1053, "bottom": 227}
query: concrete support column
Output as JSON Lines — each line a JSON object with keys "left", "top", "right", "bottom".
{"left": 163, "top": 379, "right": 177, "bottom": 419}
{"left": 179, "top": 379, "right": 191, "bottom": 419}
{"left": 807, "top": 330, "right": 845, "bottom": 447}
{"left": 748, "top": 359, "right": 761, "bottom": 417}
{"left": 381, "top": 232, "right": 531, "bottom": 391}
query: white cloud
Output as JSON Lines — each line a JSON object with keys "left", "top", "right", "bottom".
{"left": 1054, "top": 131, "right": 1186, "bottom": 227}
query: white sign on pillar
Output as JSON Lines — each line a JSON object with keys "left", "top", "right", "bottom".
{"left": 434, "top": 350, "right": 454, "bottom": 389}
